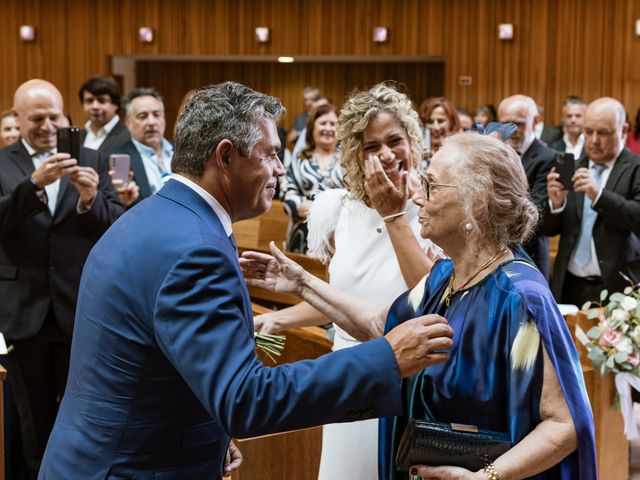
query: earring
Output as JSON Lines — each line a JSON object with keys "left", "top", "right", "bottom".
{"left": 462, "top": 222, "right": 473, "bottom": 237}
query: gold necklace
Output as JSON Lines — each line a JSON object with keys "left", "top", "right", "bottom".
{"left": 442, "top": 247, "right": 509, "bottom": 307}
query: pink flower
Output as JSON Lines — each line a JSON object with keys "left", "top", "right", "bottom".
{"left": 629, "top": 351, "right": 640, "bottom": 367}
{"left": 600, "top": 328, "right": 622, "bottom": 347}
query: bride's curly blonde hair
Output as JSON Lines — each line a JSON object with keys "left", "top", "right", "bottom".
{"left": 337, "top": 83, "right": 422, "bottom": 204}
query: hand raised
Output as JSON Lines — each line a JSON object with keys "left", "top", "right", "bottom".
{"left": 385, "top": 314, "right": 453, "bottom": 378}
{"left": 546, "top": 167, "right": 568, "bottom": 209}
{"left": 572, "top": 167, "right": 600, "bottom": 202}
{"left": 240, "top": 241, "right": 308, "bottom": 296}
{"left": 364, "top": 155, "right": 408, "bottom": 218}
{"left": 31, "top": 153, "right": 78, "bottom": 188}
{"left": 70, "top": 166, "right": 99, "bottom": 205}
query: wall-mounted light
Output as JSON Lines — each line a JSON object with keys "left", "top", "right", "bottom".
{"left": 20, "top": 25, "right": 36, "bottom": 42}
{"left": 139, "top": 27, "right": 154, "bottom": 43}
{"left": 277, "top": 56, "right": 294, "bottom": 63}
{"left": 498, "top": 23, "right": 514, "bottom": 40}
{"left": 372, "top": 27, "right": 388, "bottom": 43}
{"left": 636, "top": 19, "right": 640, "bottom": 36}
{"left": 255, "top": 27, "right": 270, "bottom": 43}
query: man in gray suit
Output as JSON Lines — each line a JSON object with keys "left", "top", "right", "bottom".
{"left": 79, "top": 76, "right": 130, "bottom": 152}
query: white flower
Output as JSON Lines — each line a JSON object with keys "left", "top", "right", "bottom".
{"left": 611, "top": 308, "right": 630, "bottom": 323}
{"left": 615, "top": 336, "right": 634, "bottom": 354}
{"left": 621, "top": 296, "right": 638, "bottom": 312}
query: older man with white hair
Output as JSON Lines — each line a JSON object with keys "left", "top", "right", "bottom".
{"left": 499, "top": 94, "right": 556, "bottom": 280}
{"left": 543, "top": 97, "right": 640, "bottom": 306}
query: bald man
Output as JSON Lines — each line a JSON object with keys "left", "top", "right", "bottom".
{"left": 542, "top": 97, "right": 640, "bottom": 306}
{"left": 499, "top": 94, "right": 556, "bottom": 280}
{"left": 0, "top": 79, "right": 124, "bottom": 477}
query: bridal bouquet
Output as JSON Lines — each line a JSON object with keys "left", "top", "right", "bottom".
{"left": 579, "top": 277, "right": 640, "bottom": 439}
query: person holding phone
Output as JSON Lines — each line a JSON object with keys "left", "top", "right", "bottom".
{"left": 106, "top": 87, "right": 173, "bottom": 203}
{"left": 0, "top": 79, "right": 124, "bottom": 478}
{"left": 543, "top": 97, "right": 640, "bottom": 307}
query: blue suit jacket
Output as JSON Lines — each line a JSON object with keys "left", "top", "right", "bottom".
{"left": 39, "top": 179, "right": 402, "bottom": 479}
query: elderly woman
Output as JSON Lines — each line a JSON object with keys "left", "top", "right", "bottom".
{"left": 255, "top": 83, "right": 439, "bottom": 480}
{"left": 282, "top": 103, "right": 343, "bottom": 252}
{"left": 242, "top": 132, "right": 596, "bottom": 479}
{"left": 419, "top": 97, "right": 461, "bottom": 155}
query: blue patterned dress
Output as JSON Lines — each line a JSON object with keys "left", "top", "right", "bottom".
{"left": 380, "top": 250, "right": 597, "bottom": 479}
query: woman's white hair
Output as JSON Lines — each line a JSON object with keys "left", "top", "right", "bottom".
{"left": 440, "top": 132, "right": 539, "bottom": 248}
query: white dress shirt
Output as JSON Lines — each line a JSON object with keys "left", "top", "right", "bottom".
{"left": 83, "top": 115, "right": 120, "bottom": 150}
{"left": 132, "top": 138, "right": 174, "bottom": 195}
{"left": 23, "top": 139, "right": 60, "bottom": 215}
{"left": 563, "top": 133, "right": 585, "bottom": 159}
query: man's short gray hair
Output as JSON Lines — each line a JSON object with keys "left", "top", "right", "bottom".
{"left": 123, "top": 87, "right": 164, "bottom": 117}
{"left": 172, "top": 82, "right": 285, "bottom": 177}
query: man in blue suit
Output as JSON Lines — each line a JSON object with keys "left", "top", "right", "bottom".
{"left": 39, "top": 82, "right": 454, "bottom": 479}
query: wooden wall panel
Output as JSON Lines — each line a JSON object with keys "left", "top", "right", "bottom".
{"left": 137, "top": 61, "right": 445, "bottom": 135}
{"left": 0, "top": 0, "right": 639, "bottom": 128}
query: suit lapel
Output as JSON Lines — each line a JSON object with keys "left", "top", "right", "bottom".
{"left": 604, "top": 149, "right": 630, "bottom": 192}
{"left": 157, "top": 180, "right": 253, "bottom": 331}
{"left": 10, "top": 143, "right": 36, "bottom": 177}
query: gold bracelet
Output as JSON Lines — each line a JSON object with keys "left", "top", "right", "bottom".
{"left": 483, "top": 463, "right": 501, "bottom": 480}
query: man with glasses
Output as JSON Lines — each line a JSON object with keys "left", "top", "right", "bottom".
{"left": 498, "top": 94, "right": 556, "bottom": 280}
{"left": 542, "top": 97, "right": 640, "bottom": 307}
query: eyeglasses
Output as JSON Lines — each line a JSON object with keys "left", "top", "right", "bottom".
{"left": 420, "top": 175, "right": 457, "bottom": 201}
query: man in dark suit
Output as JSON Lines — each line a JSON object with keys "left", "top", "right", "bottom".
{"left": 39, "top": 82, "right": 453, "bottom": 479}
{"left": 535, "top": 104, "right": 562, "bottom": 146}
{"left": 0, "top": 79, "right": 124, "bottom": 478}
{"left": 107, "top": 87, "right": 173, "bottom": 201}
{"left": 550, "top": 98, "right": 587, "bottom": 160}
{"left": 499, "top": 94, "right": 556, "bottom": 280}
{"left": 78, "top": 76, "right": 130, "bottom": 152}
{"left": 542, "top": 97, "right": 640, "bottom": 307}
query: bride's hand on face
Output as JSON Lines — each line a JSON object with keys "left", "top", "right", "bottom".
{"left": 363, "top": 155, "right": 408, "bottom": 217}
{"left": 240, "top": 242, "right": 307, "bottom": 295}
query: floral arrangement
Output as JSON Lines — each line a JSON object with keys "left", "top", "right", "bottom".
{"left": 579, "top": 276, "right": 640, "bottom": 439}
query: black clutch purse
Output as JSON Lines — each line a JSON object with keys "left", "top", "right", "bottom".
{"left": 395, "top": 419, "right": 512, "bottom": 472}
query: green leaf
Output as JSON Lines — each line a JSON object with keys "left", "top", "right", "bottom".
{"left": 606, "top": 355, "right": 616, "bottom": 369}
{"left": 620, "top": 272, "right": 633, "bottom": 284}
{"left": 614, "top": 351, "right": 629, "bottom": 364}
{"left": 587, "top": 326, "right": 601, "bottom": 339}
{"left": 582, "top": 301, "right": 593, "bottom": 310}
{"left": 600, "top": 289, "right": 609, "bottom": 302}
{"left": 587, "top": 347, "right": 605, "bottom": 366}
{"left": 587, "top": 310, "right": 600, "bottom": 320}
{"left": 625, "top": 287, "right": 633, "bottom": 295}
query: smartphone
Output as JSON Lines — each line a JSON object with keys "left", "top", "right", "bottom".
{"left": 553, "top": 152, "right": 575, "bottom": 191}
{"left": 109, "top": 154, "right": 131, "bottom": 187}
{"left": 56, "top": 127, "right": 81, "bottom": 161}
